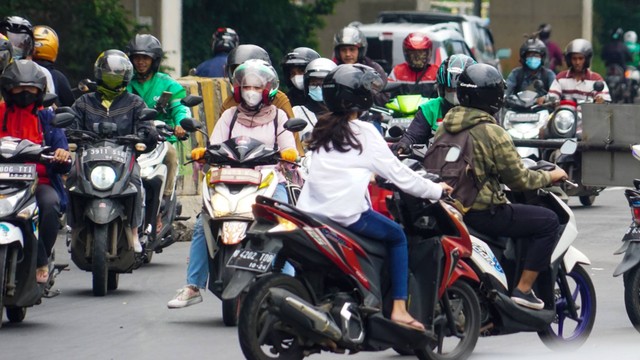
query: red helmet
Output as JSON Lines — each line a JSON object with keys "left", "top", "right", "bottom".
{"left": 402, "top": 32, "right": 432, "bottom": 71}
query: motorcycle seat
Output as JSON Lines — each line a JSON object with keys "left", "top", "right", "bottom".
{"left": 469, "top": 228, "right": 509, "bottom": 249}
{"left": 309, "top": 214, "right": 387, "bottom": 258}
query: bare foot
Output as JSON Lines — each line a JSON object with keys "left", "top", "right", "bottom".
{"left": 391, "top": 313, "right": 425, "bottom": 331}
{"left": 36, "top": 266, "right": 49, "bottom": 284}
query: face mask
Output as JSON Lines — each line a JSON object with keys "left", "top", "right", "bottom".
{"left": 242, "top": 90, "right": 263, "bottom": 107}
{"left": 291, "top": 75, "right": 304, "bottom": 91}
{"left": 444, "top": 91, "right": 459, "bottom": 106}
{"left": 525, "top": 57, "right": 542, "bottom": 70}
{"left": 308, "top": 86, "right": 323, "bottom": 102}
{"left": 11, "top": 91, "right": 39, "bottom": 108}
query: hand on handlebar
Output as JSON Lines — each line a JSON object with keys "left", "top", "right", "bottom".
{"left": 391, "top": 142, "right": 410, "bottom": 156}
{"left": 594, "top": 95, "right": 605, "bottom": 104}
{"left": 440, "top": 182, "right": 453, "bottom": 197}
{"left": 549, "top": 167, "right": 569, "bottom": 183}
{"left": 52, "top": 148, "right": 72, "bottom": 164}
{"left": 191, "top": 147, "right": 206, "bottom": 162}
{"left": 174, "top": 125, "right": 186, "bottom": 139}
{"left": 279, "top": 148, "right": 298, "bottom": 163}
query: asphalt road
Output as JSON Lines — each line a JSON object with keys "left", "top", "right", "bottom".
{"left": 0, "top": 188, "right": 638, "bottom": 360}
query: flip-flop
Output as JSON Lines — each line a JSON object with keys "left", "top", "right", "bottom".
{"left": 394, "top": 319, "right": 426, "bottom": 332}
{"left": 36, "top": 267, "right": 49, "bottom": 284}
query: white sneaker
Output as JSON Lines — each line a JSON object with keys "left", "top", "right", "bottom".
{"left": 167, "top": 286, "right": 203, "bottom": 309}
{"left": 133, "top": 240, "right": 143, "bottom": 253}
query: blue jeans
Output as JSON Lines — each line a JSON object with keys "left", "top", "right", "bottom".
{"left": 346, "top": 209, "right": 409, "bottom": 300}
{"left": 186, "top": 183, "right": 290, "bottom": 288}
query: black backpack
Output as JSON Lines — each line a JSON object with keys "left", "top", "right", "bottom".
{"left": 422, "top": 125, "right": 484, "bottom": 213}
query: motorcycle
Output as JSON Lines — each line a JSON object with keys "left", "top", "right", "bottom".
{"left": 464, "top": 143, "right": 597, "bottom": 350}
{"left": 606, "top": 64, "right": 639, "bottom": 104}
{"left": 384, "top": 94, "right": 430, "bottom": 133}
{"left": 613, "top": 144, "right": 640, "bottom": 333}
{"left": 0, "top": 136, "right": 69, "bottom": 326}
{"left": 137, "top": 94, "right": 203, "bottom": 263}
{"left": 180, "top": 117, "right": 307, "bottom": 326}
{"left": 542, "top": 80, "right": 606, "bottom": 206}
{"left": 55, "top": 107, "right": 157, "bottom": 296}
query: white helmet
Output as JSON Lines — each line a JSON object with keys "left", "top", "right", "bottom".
{"left": 624, "top": 31, "right": 638, "bottom": 44}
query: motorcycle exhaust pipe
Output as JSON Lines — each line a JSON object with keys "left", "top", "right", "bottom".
{"left": 269, "top": 288, "right": 342, "bottom": 342}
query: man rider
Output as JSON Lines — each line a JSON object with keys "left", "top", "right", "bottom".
{"left": 280, "top": 47, "right": 320, "bottom": 106}
{"left": 624, "top": 31, "right": 640, "bottom": 67}
{"left": 434, "top": 63, "right": 568, "bottom": 309}
{"left": 602, "top": 28, "right": 632, "bottom": 72}
{"left": 195, "top": 27, "right": 239, "bottom": 78}
{"left": 32, "top": 25, "right": 75, "bottom": 107}
{"left": 388, "top": 32, "right": 438, "bottom": 97}
{"left": 538, "top": 24, "right": 563, "bottom": 73}
{"left": 505, "top": 38, "right": 556, "bottom": 103}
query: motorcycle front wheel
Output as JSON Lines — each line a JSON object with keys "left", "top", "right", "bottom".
{"left": 92, "top": 224, "right": 109, "bottom": 297}
{"left": 238, "top": 274, "right": 311, "bottom": 360}
{"left": 538, "top": 264, "right": 596, "bottom": 349}
{"left": 623, "top": 264, "right": 640, "bottom": 333}
{"left": 0, "top": 246, "right": 7, "bottom": 327}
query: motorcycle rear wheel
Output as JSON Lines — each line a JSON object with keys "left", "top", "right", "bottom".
{"left": 623, "top": 265, "right": 640, "bottom": 333}
{"left": 5, "top": 306, "right": 26, "bottom": 323}
{"left": 579, "top": 195, "right": 596, "bottom": 207}
{"left": 238, "top": 274, "right": 311, "bottom": 360}
{"left": 92, "top": 224, "right": 109, "bottom": 297}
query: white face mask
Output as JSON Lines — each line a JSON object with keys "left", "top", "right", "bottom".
{"left": 242, "top": 90, "right": 263, "bottom": 107}
{"left": 291, "top": 75, "right": 304, "bottom": 90}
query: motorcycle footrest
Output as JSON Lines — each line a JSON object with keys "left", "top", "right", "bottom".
{"left": 175, "top": 216, "right": 190, "bottom": 221}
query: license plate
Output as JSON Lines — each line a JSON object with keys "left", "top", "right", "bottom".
{"left": 210, "top": 168, "right": 262, "bottom": 185}
{"left": 0, "top": 164, "right": 36, "bottom": 180}
{"left": 623, "top": 225, "right": 640, "bottom": 241}
{"left": 226, "top": 249, "right": 276, "bottom": 273}
{"left": 506, "top": 113, "right": 540, "bottom": 123}
{"left": 83, "top": 147, "right": 128, "bottom": 163}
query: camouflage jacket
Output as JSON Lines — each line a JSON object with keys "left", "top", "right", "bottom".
{"left": 435, "top": 106, "right": 552, "bottom": 211}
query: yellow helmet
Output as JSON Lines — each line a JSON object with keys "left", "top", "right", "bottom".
{"left": 33, "top": 25, "right": 59, "bottom": 62}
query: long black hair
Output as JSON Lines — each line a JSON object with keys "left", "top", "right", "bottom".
{"left": 307, "top": 111, "right": 362, "bottom": 153}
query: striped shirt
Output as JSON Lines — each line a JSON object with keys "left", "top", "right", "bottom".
{"left": 548, "top": 69, "right": 611, "bottom": 102}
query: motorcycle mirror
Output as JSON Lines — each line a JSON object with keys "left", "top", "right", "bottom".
{"left": 533, "top": 79, "right": 545, "bottom": 92}
{"left": 560, "top": 139, "right": 578, "bottom": 155}
{"left": 153, "top": 120, "right": 167, "bottom": 128}
{"left": 283, "top": 118, "right": 308, "bottom": 133}
{"left": 51, "top": 112, "right": 77, "bottom": 128}
{"left": 42, "top": 93, "right": 58, "bottom": 108}
{"left": 445, "top": 146, "right": 461, "bottom": 162}
{"left": 387, "top": 125, "right": 405, "bottom": 138}
{"left": 632, "top": 144, "right": 640, "bottom": 162}
{"left": 593, "top": 81, "right": 605, "bottom": 92}
{"left": 180, "top": 95, "right": 203, "bottom": 107}
{"left": 55, "top": 106, "right": 74, "bottom": 115}
{"left": 180, "top": 118, "right": 203, "bottom": 132}
{"left": 77, "top": 79, "right": 97, "bottom": 93}
{"left": 138, "top": 109, "right": 158, "bottom": 121}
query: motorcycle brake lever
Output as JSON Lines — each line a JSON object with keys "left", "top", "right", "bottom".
{"left": 564, "top": 179, "right": 579, "bottom": 188}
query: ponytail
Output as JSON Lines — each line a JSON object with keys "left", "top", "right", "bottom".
{"left": 307, "top": 111, "right": 362, "bottom": 154}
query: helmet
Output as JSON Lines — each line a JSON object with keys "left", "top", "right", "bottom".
{"left": 231, "top": 59, "right": 279, "bottom": 106}
{"left": 333, "top": 26, "right": 368, "bottom": 63}
{"left": 624, "top": 31, "right": 638, "bottom": 44}
{"left": 611, "top": 27, "right": 624, "bottom": 41}
{"left": 402, "top": 32, "right": 433, "bottom": 71}
{"left": 212, "top": 27, "right": 239, "bottom": 55}
{"left": 94, "top": 49, "right": 134, "bottom": 90}
{"left": 457, "top": 63, "right": 505, "bottom": 114}
{"left": 225, "top": 44, "right": 271, "bottom": 82}
{"left": 0, "top": 59, "right": 46, "bottom": 107}
{"left": 125, "top": 34, "right": 163, "bottom": 75}
{"left": 322, "top": 64, "right": 384, "bottom": 113}
{"left": 0, "top": 34, "right": 13, "bottom": 72}
{"left": 436, "top": 54, "right": 476, "bottom": 97}
{"left": 33, "top": 25, "right": 59, "bottom": 62}
{"left": 538, "top": 23, "right": 552, "bottom": 41}
{"left": 519, "top": 38, "right": 547, "bottom": 65}
{"left": 281, "top": 47, "right": 320, "bottom": 88}
{"left": 303, "top": 57, "right": 337, "bottom": 95}
{"left": 0, "top": 16, "right": 34, "bottom": 60}
{"left": 564, "top": 38, "right": 593, "bottom": 69}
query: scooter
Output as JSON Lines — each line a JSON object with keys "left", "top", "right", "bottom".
{"left": 613, "top": 144, "right": 640, "bottom": 333}
{"left": 180, "top": 117, "right": 307, "bottom": 327}
{"left": 0, "top": 137, "right": 68, "bottom": 326}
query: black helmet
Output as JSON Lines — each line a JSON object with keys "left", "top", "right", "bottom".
{"left": 212, "top": 27, "right": 239, "bottom": 55}
{"left": 322, "top": 64, "right": 384, "bottom": 113}
{"left": 564, "top": 38, "right": 593, "bottom": 69}
{"left": 0, "top": 59, "right": 46, "bottom": 107}
{"left": 94, "top": 49, "right": 134, "bottom": 90}
{"left": 225, "top": 44, "right": 271, "bottom": 82}
{"left": 125, "top": 34, "right": 163, "bottom": 75}
{"left": 281, "top": 47, "right": 320, "bottom": 88}
{"left": 436, "top": 54, "right": 476, "bottom": 97}
{"left": 0, "top": 16, "right": 34, "bottom": 60}
{"left": 0, "top": 33, "right": 13, "bottom": 72}
{"left": 538, "top": 23, "right": 552, "bottom": 41}
{"left": 334, "top": 26, "right": 368, "bottom": 63}
{"left": 457, "top": 63, "right": 505, "bottom": 114}
{"left": 519, "top": 38, "right": 547, "bottom": 65}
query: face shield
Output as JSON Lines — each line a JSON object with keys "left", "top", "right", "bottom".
{"left": 7, "top": 32, "right": 32, "bottom": 60}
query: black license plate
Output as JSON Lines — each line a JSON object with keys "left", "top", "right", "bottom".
{"left": 0, "top": 163, "right": 36, "bottom": 180}
{"left": 226, "top": 249, "right": 276, "bottom": 273}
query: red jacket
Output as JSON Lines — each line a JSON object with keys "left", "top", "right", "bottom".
{"left": 388, "top": 63, "right": 437, "bottom": 84}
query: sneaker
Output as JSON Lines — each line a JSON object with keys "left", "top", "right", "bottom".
{"left": 167, "top": 286, "right": 202, "bottom": 309}
{"left": 133, "top": 239, "right": 143, "bottom": 253}
{"left": 511, "top": 288, "right": 544, "bottom": 310}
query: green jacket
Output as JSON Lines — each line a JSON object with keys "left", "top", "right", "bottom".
{"left": 418, "top": 97, "right": 446, "bottom": 132}
{"left": 127, "top": 72, "right": 189, "bottom": 143}
{"left": 436, "top": 106, "right": 551, "bottom": 211}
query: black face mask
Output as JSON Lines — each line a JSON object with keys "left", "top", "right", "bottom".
{"left": 10, "top": 91, "right": 39, "bottom": 108}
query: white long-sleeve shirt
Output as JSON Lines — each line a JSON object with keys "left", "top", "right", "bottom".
{"left": 296, "top": 120, "right": 443, "bottom": 226}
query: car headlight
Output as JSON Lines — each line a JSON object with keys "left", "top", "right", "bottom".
{"left": 553, "top": 110, "right": 575, "bottom": 135}
{"left": 0, "top": 190, "right": 26, "bottom": 217}
{"left": 90, "top": 166, "right": 117, "bottom": 190}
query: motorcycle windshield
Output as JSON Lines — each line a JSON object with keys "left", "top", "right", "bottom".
{"left": 395, "top": 95, "right": 428, "bottom": 115}
{"left": 217, "top": 136, "right": 276, "bottom": 164}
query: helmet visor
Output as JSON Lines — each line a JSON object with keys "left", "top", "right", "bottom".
{"left": 7, "top": 32, "right": 32, "bottom": 60}
{"left": 361, "top": 70, "right": 384, "bottom": 93}
{"left": 406, "top": 50, "right": 429, "bottom": 70}
{"left": 0, "top": 49, "right": 10, "bottom": 71}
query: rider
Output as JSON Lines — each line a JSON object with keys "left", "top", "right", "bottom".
{"left": 280, "top": 47, "right": 320, "bottom": 106}
{"left": 0, "top": 60, "right": 71, "bottom": 283}
{"left": 71, "top": 50, "right": 157, "bottom": 253}
{"left": 625, "top": 31, "right": 640, "bottom": 67}
{"left": 388, "top": 32, "right": 438, "bottom": 97}
{"left": 292, "top": 57, "right": 336, "bottom": 139}
{"left": 547, "top": 39, "right": 611, "bottom": 103}
{"left": 436, "top": 63, "right": 568, "bottom": 310}
{"left": 195, "top": 27, "right": 239, "bottom": 78}
{"left": 392, "top": 54, "right": 476, "bottom": 154}
{"left": 506, "top": 38, "right": 556, "bottom": 99}
{"left": 537, "top": 24, "right": 563, "bottom": 73}
{"left": 602, "top": 28, "right": 632, "bottom": 72}
{"left": 32, "top": 25, "right": 75, "bottom": 107}
{"left": 296, "top": 63, "right": 451, "bottom": 331}
{"left": 168, "top": 59, "right": 298, "bottom": 308}
{"left": 125, "top": 34, "right": 190, "bottom": 216}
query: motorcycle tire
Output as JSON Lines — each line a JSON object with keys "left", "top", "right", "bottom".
{"left": 623, "top": 265, "right": 640, "bottom": 333}
{"left": 579, "top": 195, "right": 596, "bottom": 207}
{"left": 238, "top": 274, "right": 311, "bottom": 360}
{"left": 0, "top": 246, "right": 7, "bottom": 327}
{"left": 221, "top": 244, "right": 241, "bottom": 327}
{"left": 538, "top": 264, "right": 596, "bottom": 350}
{"left": 92, "top": 224, "right": 109, "bottom": 297}
{"left": 107, "top": 271, "right": 119, "bottom": 291}
{"left": 5, "top": 306, "right": 26, "bottom": 323}
{"left": 414, "top": 280, "right": 481, "bottom": 360}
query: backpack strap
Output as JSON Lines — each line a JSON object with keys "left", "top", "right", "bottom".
{"left": 227, "top": 108, "right": 239, "bottom": 141}
{"left": 273, "top": 109, "right": 279, "bottom": 147}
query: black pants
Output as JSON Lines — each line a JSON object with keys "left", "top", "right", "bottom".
{"left": 464, "top": 203, "right": 559, "bottom": 272}
{"left": 36, "top": 184, "right": 61, "bottom": 267}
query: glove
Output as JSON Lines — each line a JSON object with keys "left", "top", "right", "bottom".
{"left": 391, "top": 142, "right": 410, "bottom": 156}
{"left": 191, "top": 147, "right": 206, "bottom": 161}
{"left": 280, "top": 148, "right": 298, "bottom": 162}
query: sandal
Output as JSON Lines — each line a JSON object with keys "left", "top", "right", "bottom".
{"left": 36, "top": 266, "right": 49, "bottom": 284}
{"left": 393, "top": 318, "right": 426, "bottom": 332}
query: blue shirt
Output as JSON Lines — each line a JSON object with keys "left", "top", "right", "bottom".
{"left": 195, "top": 53, "right": 228, "bottom": 78}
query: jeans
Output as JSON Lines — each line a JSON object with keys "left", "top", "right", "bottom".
{"left": 346, "top": 209, "right": 409, "bottom": 300}
{"left": 36, "top": 185, "right": 61, "bottom": 267}
{"left": 186, "top": 183, "right": 289, "bottom": 288}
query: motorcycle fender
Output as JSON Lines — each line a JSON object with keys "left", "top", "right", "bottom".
{"left": 0, "top": 222, "right": 24, "bottom": 247}
{"left": 85, "top": 199, "right": 124, "bottom": 225}
{"left": 562, "top": 245, "right": 591, "bottom": 273}
{"left": 614, "top": 242, "right": 640, "bottom": 277}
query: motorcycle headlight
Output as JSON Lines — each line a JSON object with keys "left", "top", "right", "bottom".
{"left": 90, "top": 166, "right": 117, "bottom": 190}
{"left": 0, "top": 190, "right": 26, "bottom": 217}
{"left": 553, "top": 110, "right": 575, "bottom": 135}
